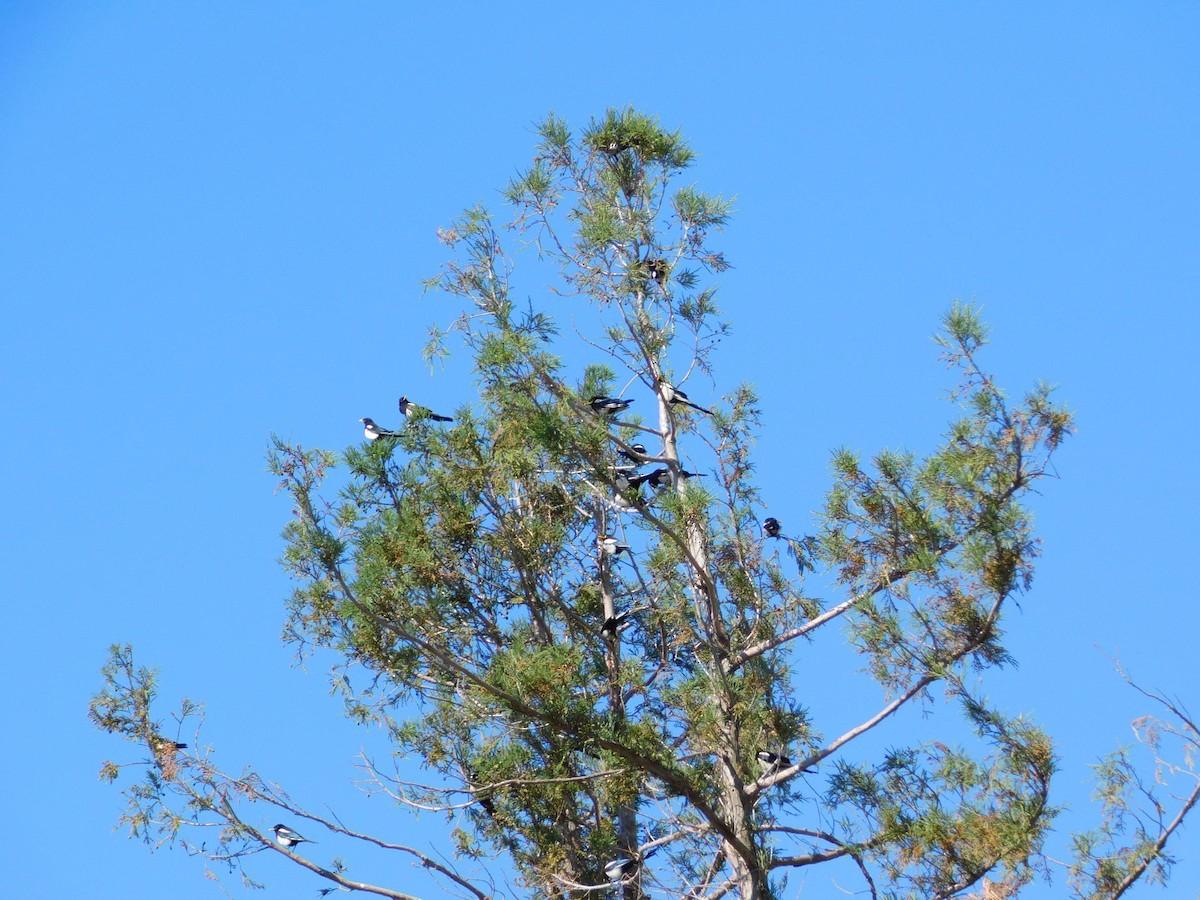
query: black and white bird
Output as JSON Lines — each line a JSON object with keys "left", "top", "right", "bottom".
{"left": 464, "top": 764, "right": 496, "bottom": 816}
{"left": 644, "top": 467, "right": 708, "bottom": 489}
{"left": 590, "top": 396, "right": 633, "bottom": 415}
{"left": 604, "top": 846, "right": 659, "bottom": 882}
{"left": 756, "top": 750, "right": 791, "bottom": 771}
{"left": 399, "top": 395, "right": 453, "bottom": 422}
{"left": 618, "top": 442, "right": 648, "bottom": 464}
{"left": 762, "top": 517, "right": 782, "bottom": 539}
{"left": 757, "top": 750, "right": 815, "bottom": 775}
{"left": 619, "top": 469, "right": 657, "bottom": 490}
{"left": 272, "top": 823, "right": 315, "bottom": 849}
{"left": 611, "top": 465, "right": 641, "bottom": 490}
{"left": 601, "top": 610, "right": 633, "bottom": 637}
{"left": 645, "top": 257, "right": 670, "bottom": 288}
{"left": 599, "top": 534, "right": 631, "bottom": 556}
{"left": 660, "top": 382, "right": 713, "bottom": 415}
{"left": 609, "top": 491, "right": 637, "bottom": 511}
{"left": 360, "top": 417, "right": 401, "bottom": 441}
{"left": 604, "top": 857, "right": 640, "bottom": 882}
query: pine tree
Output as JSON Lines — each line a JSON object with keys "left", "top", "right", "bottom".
{"left": 92, "top": 109, "right": 1197, "bottom": 900}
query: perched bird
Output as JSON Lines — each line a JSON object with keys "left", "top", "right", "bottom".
{"left": 756, "top": 750, "right": 814, "bottom": 775}
{"left": 611, "top": 465, "right": 641, "bottom": 490}
{"left": 611, "top": 466, "right": 655, "bottom": 502}
{"left": 618, "top": 442, "right": 648, "bottom": 464}
{"left": 645, "top": 467, "right": 707, "bottom": 489}
{"left": 604, "top": 857, "right": 640, "bottom": 882}
{"left": 272, "top": 823, "right": 315, "bottom": 849}
{"left": 464, "top": 764, "right": 496, "bottom": 816}
{"left": 602, "top": 136, "right": 631, "bottom": 156}
{"left": 762, "top": 517, "right": 782, "bottom": 539}
{"left": 601, "top": 610, "right": 633, "bottom": 637}
{"left": 590, "top": 396, "right": 633, "bottom": 415}
{"left": 756, "top": 750, "right": 791, "bottom": 771}
{"left": 645, "top": 258, "right": 670, "bottom": 288}
{"left": 150, "top": 736, "right": 187, "bottom": 753}
{"left": 610, "top": 491, "right": 637, "bottom": 511}
{"left": 599, "top": 534, "right": 631, "bottom": 556}
{"left": 604, "top": 846, "right": 659, "bottom": 882}
{"left": 399, "top": 395, "right": 453, "bottom": 422}
{"left": 660, "top": 382, "right": 713, "bottom": 415}
{"left": 360, "top": 417, "right": 400, "bottom": 441}
{"left": 620, "top": 469, "right": 658, "bottom": 489}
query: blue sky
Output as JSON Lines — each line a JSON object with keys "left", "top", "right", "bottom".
{"left": 2, "top": 4, "right": 1197, "bottom": 897}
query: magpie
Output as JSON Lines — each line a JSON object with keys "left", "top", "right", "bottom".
{"left": 611, "top": 465, "right": 641, "bottom": 490}
{"left": 590, "top": 396, "right": 633, "bottom": 415}
{"left": 360, "top": 417, "right": 400, "bottom": 441}
{"left": 601, "top": 610, "right": 633, "bottom": 637}
{"left": 609, "top": 491, "right": 637, "bottom": 511}
{"left": 661, "top": 382, "right": 713, "bottom": 415}
{"left": 464, "top": 764, "right": 496, "bottom": 816}
{"left": 273, "top": 823, "right": 315, "bottom": 849}
{"left": 756, "top": 749, "right": 815, "bottom": 775}
{"left": 599, "top": 534, "right": 631, "bottom": 556}
{"left": 756, "top": 750, "right": 791, "bottom": 770}
{"left": 604, "top": 846, "right": 659, "bottom": 882}
{"left": 604, "top": 857, "right": 639, "bottom": 882}
{"left": 619, "top": 469, "right": 658, "bottom": 489}
{"left": 601, "top": 137, "right": 630, "bottom": 156}
{"left": 644, "top": 467, "right": 708, "bottom": 489}
{"left": 645, "top": 257, "right": 670, "bottom": 288}
{"left": 762, "top": 517, "right": 782, "bottom": 539}
{"left": 399, "top": 395, "right": 453, "bottom": 422}
{"left": 618, "top": 442, "right": 648, "bottom": 464}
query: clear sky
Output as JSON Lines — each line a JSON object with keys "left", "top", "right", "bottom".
{"left": 2, "top": 4, "right": 1197, "bottom": 898}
